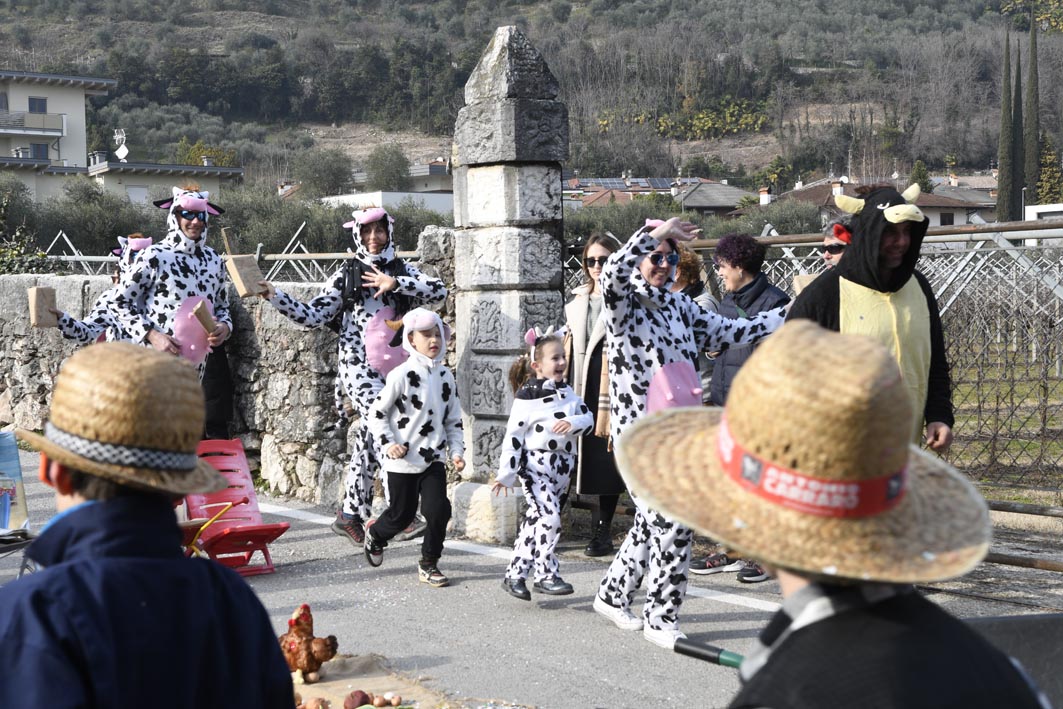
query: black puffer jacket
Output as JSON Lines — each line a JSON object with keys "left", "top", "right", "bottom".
{"left": 709, "top": 272, "right": 790, "bottom": 406}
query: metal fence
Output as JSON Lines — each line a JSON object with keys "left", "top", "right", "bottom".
{"left": 45, "top": 224, "right": 1063, "bottom": 493}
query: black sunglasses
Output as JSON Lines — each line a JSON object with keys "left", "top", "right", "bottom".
{"left": 823, "top": 243, "right": 846, "bottom": 255}
{"left": 178, "top": 209, "right": 207, "bottom": 222}
{"left": 648, "top": 252, "right": 680, "bottom": 267}
{"left": 584, "top": 256, "right": 608, "bottom": 268}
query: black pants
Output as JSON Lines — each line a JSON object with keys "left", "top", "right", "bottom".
{"left": 202, "top": 342, "right": 234, "bottom": 440}
{"left": 370, "top": 462, "right": 451, "bottom": 562}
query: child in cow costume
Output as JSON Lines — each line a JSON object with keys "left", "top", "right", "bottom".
{"left": 260, "top": 208, "right": 447, "bottom": 546}
{"left": 53, "top": 234, "right": 153, "bottom": 344}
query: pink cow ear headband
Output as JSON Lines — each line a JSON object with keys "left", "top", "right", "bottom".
{"left": 524, "top": 325, "right": 568, "bottom": 359}
{"left": 342, "top": 206, "right": 395, "bottom": 230}
{"left": 153, "top": 187, "right": 224, "bottom": 216}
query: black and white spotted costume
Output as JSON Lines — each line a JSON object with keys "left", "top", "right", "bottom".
{"left": 498, "top": 377, "right": 593, "bottom": 583}
{"left": 598, "top": 225, "right": 786, "bottom": 632}
{"left": 111, "top": 189, "right": 231, "bottom": 379}
{"left": 56, "top": 237, "right": 152, "bottom": 345}
{"left": 266, "top": 210, "right": 447, "bottom": 522}
{"left": 366, "top": 308, "right": 463, "bottom": 561}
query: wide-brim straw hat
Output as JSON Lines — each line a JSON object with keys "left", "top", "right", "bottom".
{"left": 615, "top": 320, "right": 990, "bottom": 584}
{"left": 17, "top": 343, "right": 227, "bottom": 496}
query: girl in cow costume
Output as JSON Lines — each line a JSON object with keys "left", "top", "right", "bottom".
{"left": 259, "top": 207, "right": 447, "bottom": 546}
{"left": 112, "top": 187, "right": 232, "bottom": 377}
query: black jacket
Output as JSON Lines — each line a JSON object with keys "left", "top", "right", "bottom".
{"left": 709, "top": 272, "right": 790, "bottom": 406}
{"left": 730, "top": 591, "right": 1045, "bottom": 709}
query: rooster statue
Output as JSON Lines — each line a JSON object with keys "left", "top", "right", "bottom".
{"left": 278, "top": 604, "right": 339, "bottom": 683}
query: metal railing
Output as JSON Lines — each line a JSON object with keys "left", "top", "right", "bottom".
{"left": 0, "top": 110, "right": 64, "bottom": 132}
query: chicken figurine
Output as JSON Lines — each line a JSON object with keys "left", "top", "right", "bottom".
{"left": 278, "top": 603, "right": 339, "bottom": 683}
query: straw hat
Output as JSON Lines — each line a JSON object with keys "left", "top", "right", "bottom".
{"left": 17, "top": 343, "right": 227, "bottom": 495}
{"left": 615, "top": 320, "right": 989, "bottom": 584}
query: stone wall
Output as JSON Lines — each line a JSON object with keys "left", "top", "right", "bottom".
{"left": 0, "top": 226, "right": 456, "bottom": 511}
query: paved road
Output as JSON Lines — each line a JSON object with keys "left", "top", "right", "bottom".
{"left": 4, "top": 449, "right": 1061, "bottom": 708}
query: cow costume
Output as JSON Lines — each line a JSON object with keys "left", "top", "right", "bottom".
{"left": 787, "top": 184, "right": 953, "bottom": 444}
{"left": 56, "top": 235, "right": 152, "bottom": 345}
{"left": 264, "top": 208, "right": 447, "bottom": 533}
{"left": 595, "top": 221, "right": 787, "bottom": 645}
{"left": 365, "top": 308, "right": 463, "bottom": 578}
{"left": 112, "top": 188, "right": 231, "bottom": 378}
{"left": 497, "top": 328, "right": 593, "bottom": 595}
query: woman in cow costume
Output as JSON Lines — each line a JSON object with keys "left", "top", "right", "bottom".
{"left": 112, "top": 187, "right": 232, "bottom": 377}
{"left": 593, "top": 217, "right": 787, "bottom": 650}
{"left": 259, "top": 207, "right": 447, "bottom": 546}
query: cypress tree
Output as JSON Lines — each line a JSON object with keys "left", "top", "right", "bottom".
{"left": 1024, "top": 20, "right": 1040, "bottom": 208}
{"left": 1012, "top": 47, "right": 1024, "bottom": 219}
{"left": 997, "top": 33, "right": 1013, "bottom": 222}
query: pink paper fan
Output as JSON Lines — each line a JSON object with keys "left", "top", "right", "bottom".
{"left": 171, "top": 296, "right": 213, "bottom": 366}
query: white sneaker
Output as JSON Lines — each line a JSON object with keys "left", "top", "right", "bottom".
{"left": 643, "top": 625, "right": 686, "bottom": 650}
{"left": 593, "top": 594, "right": 643, "bottom": 631}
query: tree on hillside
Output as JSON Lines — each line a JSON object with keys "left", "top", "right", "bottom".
{"left": 910, "top": 160, "right": 933, "bottom": 194}
{"left": 1024, "top": 21, "right": 1041, "bottom": 205}
{"left": 997, "top": 34, "right": 1015, "bottom": 221}
{"left": 1037, "top": 136, "right": 1063, "bottom": 204}
{"left": 1002, "top": 0, "right": 1063, "bottom": 32}
{"left": 292, "top": 148, "right": 354, "bottom": 197}
{"left": 1011, "top": 48, "right": 1025, "bottom": 218}
{"left": 365, "top": 144, "right": 412, "bottom": 192}
{"left": 173, "top": 138, "right": 238, "bottom": 167}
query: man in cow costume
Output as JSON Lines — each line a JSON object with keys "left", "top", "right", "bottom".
{"left": 111, "top": 187, "right": 234, "bottom": 440}
{"left": 112, "top": 186, "right": 232, "bottom": 377}
{"left": 259, "top": 207, "right": 447, "bottom": 546}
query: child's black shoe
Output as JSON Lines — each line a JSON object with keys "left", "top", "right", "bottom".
{"left": 532, "top": 576, "right": 574, "bottom": 595}
{"left": 364, "top": 533, "right": 384, "bottom": 567}
{"left": 501, "top": 577, "right": 531, "bottom": 601}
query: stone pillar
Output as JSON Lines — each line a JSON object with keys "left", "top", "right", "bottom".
{"left": 450, "top": 27, "right": 568, "bottom": 543}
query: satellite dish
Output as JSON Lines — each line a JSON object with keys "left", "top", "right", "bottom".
{"left": 891, "top": 171, "right": 899, "bottom": 180}
{"left": 839, "top": 176, "right": 849, "bottom": 184}
{"left": 115, "top": 143, "right": 129, "bottom": 162}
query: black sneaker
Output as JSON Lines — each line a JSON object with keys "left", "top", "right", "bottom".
{"left": 331, "top": 514, "right": 365, "bottom": 547}
{"left": 584, "top": 537, "right": 614, "bottom": 557}
{"left": 394, "top": 513, "right": 427, "bottom": 542}
{"left": 737, "top": 560, "right": 771, "bottom": 583}
{"left": 502, "top": 577, "right": 531, "bottom": 601}
{"left": 532, "top": 576, "right": 574, "bottom": 595}
{"left": 418, "top": 562, "right": 449, "bottom": 588}
{"left": 364, "top": 533, "right": 384, "bottom": 567}
{"left": 690, "top": 552, "right": 743, "bottom": 576}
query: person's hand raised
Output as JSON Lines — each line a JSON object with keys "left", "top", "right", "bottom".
{"left": 649, "top": 217, "right": 702, "bottom": 243}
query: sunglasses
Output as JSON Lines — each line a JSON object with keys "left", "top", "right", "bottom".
{"left": 648, "top": 252, "right": 680, "bottom": 267}
{"left": 584, "top": 256, "right": 608, "bottom": 268}
{"left": 823, "top": 243, "right": 846, "bottom": 255}
{"left": 178, "top": 209, "right": 208, "bottom": 222}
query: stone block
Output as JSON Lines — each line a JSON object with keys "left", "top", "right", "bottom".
{"left": 458, "top": 164, "right": 562, "bottom": 227}
{"left": 453, "top": 227, "right": 563, "bottom": 291}
{"left": 455, "top": 290, "right": 563, "bottom": 355}
{"left": 453, "top": 99, "right": 569, "bottom": 166}
{"left": 464, "top": 26, "right": 560, "bottom": 104}
{"left": 455, "top": 352, "right": 511, "bottom": 419}
{"left": 449, "top": 481, "right": 524, "bottom": 544}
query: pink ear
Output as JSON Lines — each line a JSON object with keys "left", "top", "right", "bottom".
{"left": 645, "top": 219, "right": 665, "bottom": 229}
{"left": 128, "top": 237, "right": 153, "bottom": 251}
{"left": 524, "top": 328, "right": 538, "bottom": 348}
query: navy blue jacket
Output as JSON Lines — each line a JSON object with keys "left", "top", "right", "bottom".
{"left": 709, "top": 272, "right": 790, "bottom": 406}
{"left": 0, "top": 495, "right": 293, "bottom": 708}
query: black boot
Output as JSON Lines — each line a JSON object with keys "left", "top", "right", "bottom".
{"left": 584, "top": 521, "right": 614, "bottom": 557}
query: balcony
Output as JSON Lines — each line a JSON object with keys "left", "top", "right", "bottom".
{"left": 0, "top": 111, "right": 64, "bottom": 135}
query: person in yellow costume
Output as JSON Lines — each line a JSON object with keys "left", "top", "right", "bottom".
{"left": 787, "top": 183, "right": 953, "bottom": 452}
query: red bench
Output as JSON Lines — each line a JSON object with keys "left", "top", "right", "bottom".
{"left": 183, "top": 439, "right": 289, "bottom": 576}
